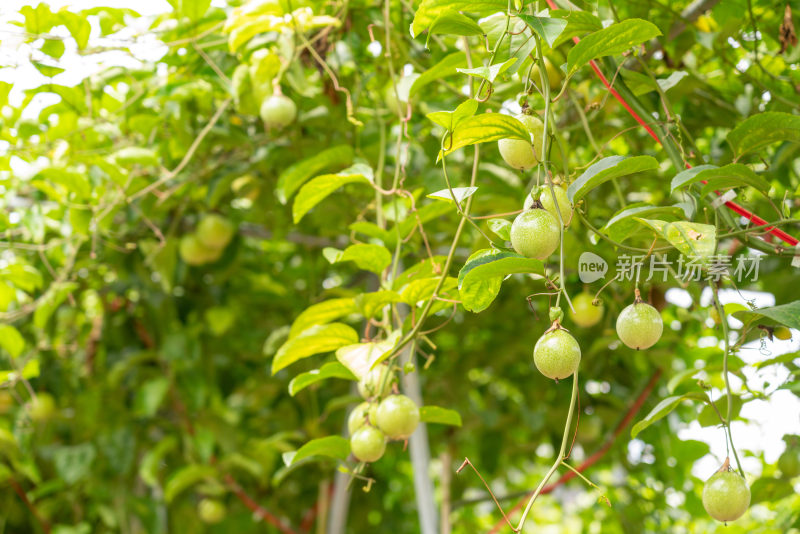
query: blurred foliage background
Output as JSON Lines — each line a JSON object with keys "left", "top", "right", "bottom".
{"left": 0, "top": 0, "right": 799, "bottom": 533}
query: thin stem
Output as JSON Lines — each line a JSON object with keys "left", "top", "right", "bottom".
{"left": 516, "top": 370, "right": 579, "bottom": 530}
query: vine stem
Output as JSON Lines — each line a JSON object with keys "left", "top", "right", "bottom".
{"left": 710, "top": 285, "right": 746, "bottom": 477}
{"left": 515, "top": 370, "right": 579, "bottom": 531}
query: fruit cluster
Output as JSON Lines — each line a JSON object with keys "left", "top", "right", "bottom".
{"left": 348, "top": 365, "right": 420, "bottom": 463}
{"left": 179, "top": 214, "right": 236, "bottom": 266}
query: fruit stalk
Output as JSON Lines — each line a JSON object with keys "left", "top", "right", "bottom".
{"left": 516, "top": 371, "right": 579, "bottom": 530}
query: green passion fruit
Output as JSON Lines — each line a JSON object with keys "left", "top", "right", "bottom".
{"left": 375, "top": 394, "right": 420, "bottom": 440}
{"left": 196, "top": 214, "right": 235, "bottom": 250}
{"left": 357, "top": 364, "right": 395, "bottom": 400}
{"left": 533, "top": 328, "right": 581, "bottom": 380}
{"left": 510, "top": 208, "right": 560, "bottom": 260}
{"left": 569, "top": 293, "right": 603, "bottom": 327}
{"left": 179, "top": 234, "right": 222, "bottom": 266}
{"left": 198, "top": 498, "right": 226, "bottom": 524}
{"left": 616, "top": 301, "right": 663, "bottom": 350}
{"left": 538, "top": 185, "right": 573, "bottom": 227}
{"left": 702, "top": 469, "right": 750, "bottom": 523}
{"left": 350, "top": 425, "right": 386, "bottom": 463}
{"left": 498, "top": 114, "right": 545, "bottom": 170}
{"left": 260, "top": 93, "right": 297, "bottom": 129}
{"left": 347, "top": 401, "right": 377, "bottom": 435}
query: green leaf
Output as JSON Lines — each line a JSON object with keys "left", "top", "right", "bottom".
{"left": 164, "top": 464, "right": 217, "bottom": 503}
{"left": 487, "top": 218, "right": 512, "bottom": 241}
{"left": 133, "top": 377, "right": 170, "bottom": 418}
{"left": 293, "top": 164, "right": 373, "bottom": 223}
{"left": 631, "top": 395, "right": 694, "bottom": 438}
{"left": 458, "top": 249, "right": 543, "bottom": 313}
{"left": 516, "top": 15, "right": 567, "bottom": 48}
{"left": 411, "top": 0, "right": 506, "bottom": 37}
{"left": 272, "top": 323, "right": 359, "bottom": 374}
{"left": 420, "top": 406, "right": 462, "bottom": 426}
{"left": 400, "top": 277, "right": 458, "bottom": 306}
{"left": 550, "top": 10, "right": 602, "bottom": 47}
{"left": 567, "top": 155, "right": 659, "bottom": 203}
{"left": 324, "top": 244, "right": 392, "bottom": 274}
{"left": 356, "top": 290, "right": 404, "bottom": 318}
{"left": 410, "top": 52, "right": 468, "bottom": 97}
{"left": 113, "top": 147, "right": 159, "bottom": 167}
{"left": 33, "top": 282, "right": 79, "bottom": 330}
{"left": 289, "top": 362, "right": 357, "bottom": 396}
{"left": 566, "top": 19, "right": 661, "bottom": 76}
{"left": 290, "top": 298, "right": 358, "bottom": 339}
{"left": 283, "top": 436, "right": 350, "bottom": 466}
{"left": 276, "top": 146, "right": 355, "bottom": 204}
{"left": 427, "top": 10, "right": 484, "bottom": 45}
{"left": 479, "top": 14, "right": 534, "bottom": 75}
{"left": 52, "top": 443, "right": 96, "bottom": 485}
{"left": 440, "top": 113, "right": 529, "bottom": 158}
{"left": 602, "top": 204, "right": 684, "bottom": 243}
{"left": 749, "top": 477, "right": 795, "bottom": 505}
{"left": 732, "top": 300, "right": 800, "bottom": 330}
{"left": 336, "top": 332, "right": 400, "bottom": 377}
{"left": 698, "top": 395, "right": 742, "bottom": 427}
{"left": 426, "top": 98, "right": 479, "bottom": 130}
{"left": 635, "top": 219, "right": 716, "bottom": 260}
{"left": 0, "top": 325, "right": 25, "bottom": 359}
{"left": 670, "top": 164, "right": 769, "bottom": 194}
{"left": 427, "top": 187, "right": 478, "bottom": 204}
{"left": 727, "top": 112, "right": 800, "bottom": 160}
{"left": 456, "top": 57, "right": 516, "bottom": 83}
{"left": 139, "top": 436, "right": 178, "bottom": 487}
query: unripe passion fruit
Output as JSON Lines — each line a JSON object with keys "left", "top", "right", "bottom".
{"left": 29, "top": 393, "right": 56, "bottom": 421}
{"left": 774, "top": 326, "right": 792, "bottom": 340}
{"left": 538, "top": 185, "right": 573, "bottom": 227}
{"left": 702, "top": 470, "right": 750, "bottom": 523}
{"left": 197, "top": 214, "right": 235, "bottom": 250}
{"left": 347, "top": 401, "right": 377, "bottom": 435}
{"left": 376, "top": 394, "right": 420, "bottom": 440}
{"left": 616, "top": 302, "right": 663, "bottom": 350}
{"left": 570, "top": 293, "right": 603, "bottom": 327}
{"left": 357, "top": 364, "right": 395, "bottom": 400}
{"left": 531, "top": 57, "right": 562, "bottom": 93}
{"left": 350, "top": 426, "right": 386, "bottom": 462}
{"left": 533, "top": 329, "right": 581, "bottom": 380}
{"left": 179, "top": 234, "right": 221, "bottom": 266}
{"left": 198, "top": 498, "right": 226, "bottom": 524}
{"left": 260, "top": 94, "right": 297, "bottom": 129}
{"left": 510, "top": 208, "right": 560, "bottom": 260}
{"left": 778, "top": 449, "right": 800, "bottom": 477}
{"left": 498, "top": 114, "right": 545, "bottom": 170}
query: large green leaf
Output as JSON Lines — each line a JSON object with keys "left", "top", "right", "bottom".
{"left": 336, "top": 332, "right": 401, "bottom": 377}
{"left": 411, "top": 0, "right": 506, "bottom": 37}
{"left": 567, "top": 19, "right": 661, "bottom": 76}
{"left": 0, "top": 325, "right": 25, "bottom": 359}
{"left": 440, "top": 113, "right": 529, "bottom": 158}
{"left": 288, "top": 362, "right": 357, "bottom": 397}
{"left": 426, "top": 98, "right": 479, "bottom": 131}
{"left": 458, "top": 249, "right": 543, "bottom": 312}
{"left": 164, "top": 465, "right": 217, "bottom": 503}
{"left": 567, "top": 156, "right": 659, "bottom": 203}
{"left": 272, "top": 323, "right": 359, "bottom": 374}
{"left": 727, "top": 112, "right": 800, "bottom": 160}
{"left": 427, "top": 9, "right": 484, "bottom": 45}
{"left": 292, "top": 163, "right": 372, "bottom": 223}
{"left": 276, "top": 145, "right": 354, "bottom": 204}
{"left": 732, "top": 300, "right": 800, "bottom": 330}
{"left": 356, "top": 290, "right": 404, "bottom": 318}
{"left": 410, "top": 52, "right": 468, "bottom": 97}
{"left": 290, "top": 298, "right": 358, "bottom": 338}
{"left": 456, "top": 58, "right": 516, "bottom": 84}
{"left": 420, "top": 406, "right": 462, "bottom": 426}
{"left": 550, "top": 10, "right": 602, "bottom": 47}
{"left": 602, "top": 204, "right": 684, "bottom": 243}
{"left": 516, "top": 15, "right": 567, "bottom": 48}
{"left": 282, "top": 436, "right": 350, "bottom": 466}
{"left": 631, "top": 394, "right": 705, "bottom": 438}
{"left": 635, "top": 219, "right": 717, "bottom": 259}
{"left": 670, "top": 164, "right": 769, "bottom": 194}
{"left": 323, "top": 244, "right": 392, "bottom": 274}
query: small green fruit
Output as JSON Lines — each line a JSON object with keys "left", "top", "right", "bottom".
{"left": 260, "top": 94, "right": 297, "bottom": 129}
{"left": 774, "top": 326, "right": 792, "bottom": 340}
{"left": 197, "top": 214, "right": 235, "bottom": 250}
{"left": 616, "top": 301, "right": 663, "bottom": 350}
{"left": 538, "top": 185, "right": 572, "bottom": 227}
{"left": 498, "top": 114, "right": 544, "bottom": 170}
{"left": 533, "top": 329, "right": 581, "bottom": 380}
{"left": 348, "top": 402, "right": 377, "bottom": 435}
{"left": 29, "top": 393, "right": 56, "bottom": 421}
{"left": 570, "top": 293, "right": 603, "bottom": 327}
{"left": 510, "top": 208, "right": 560, "bottom": 260}
{"left": 531, "top": 57, "right": 562, "bottom": 93}
{"left": 179, "top": 234, "right": 220, "bottom": 266}
{"left": 702, "top": 470, "right": 750, "bottom": 523}
{"left": 198, "top": 498, "right": 226, "bottom": 524}
{"left": 778, "top": 449, "right": 800, "bottom": 477}
{"left": 357, "top": 365, "right": 395, "bottom": 400}
{"left": 375, "top": 394, "right": 420, "bottom": 440}
{"left": 350, "top": 426, "right": 386, "bottom": 462}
